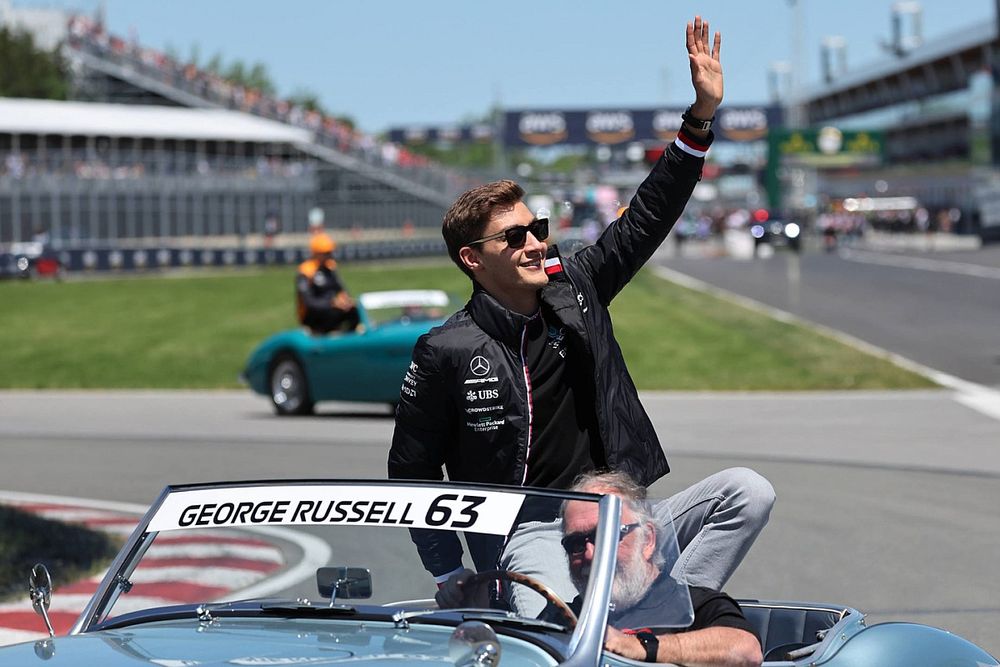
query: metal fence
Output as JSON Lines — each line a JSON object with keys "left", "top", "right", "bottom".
{"left": 0, "top": 170, "right": 314, "bottom": 246}
{"left": 0, "top": 146, "right": 448, "bottom": 248}
{"left": 39, "top": 238, "right": 446, "bottom": 273}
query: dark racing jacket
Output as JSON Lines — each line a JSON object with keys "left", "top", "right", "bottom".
{"left": 296, "top": 258, "right": 347, "bottom": 324}
{"left": 388, "top": 129, "right": 712, "bottom": 578}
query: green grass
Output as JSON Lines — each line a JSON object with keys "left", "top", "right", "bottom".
{"left": 0, "top": 505, "right": 119, "bottom": 601}
{"left": 612, "top": 271, "right": 933, "bottom": 390}
{"left": 0, "top": 260, "right": 934, "bottom": 390}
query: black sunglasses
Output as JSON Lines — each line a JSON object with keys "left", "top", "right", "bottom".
{"left": 561, "top": 522, "right": 641, "bottom": 556}
{"left": 467, "top": 218, "right": 549, "bottom": 249}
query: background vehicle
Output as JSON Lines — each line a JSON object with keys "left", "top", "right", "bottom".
{"left": 751, "top": 218, "right": 802, "bottom": 255}
{"left": 241, "top": 289, "right": 452, "bottom": 415}
{"left": 0, "top": 252, "right": 31, "bottom": 279}
{"left": 3, "top": 479, "right": 995, "bottom": 666}
{"left": 0, "top": 243, "right": 62, "bottom": 280}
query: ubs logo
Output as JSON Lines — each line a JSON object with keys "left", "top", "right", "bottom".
{"left": 466, "top": 389, "right": 500, "bottom": 402}
{"left": 718, "top": 108, "right": 768, "bottom": 142}
{"left": 586, "top": 111, "right": 634, "bottom": 144}
{"left": 519, "top": 113, "right": 568, "bottom": 145}
{"left": 470, "top": 355, "right": 491, "bottom": 377}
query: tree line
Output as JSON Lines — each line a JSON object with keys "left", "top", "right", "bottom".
{"left": 0, "top": 26, "right": 69, "bottom": 99}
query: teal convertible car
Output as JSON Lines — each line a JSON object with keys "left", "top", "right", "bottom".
{"left": 5, "top": 478, "right": 996, "bottom": 666}
{"left": 241, "top": 290, "right": 452, "bottom": 415}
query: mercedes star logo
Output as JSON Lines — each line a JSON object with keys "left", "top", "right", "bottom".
{"left": 470, "top": 355, "right": 491, "bottom": 377}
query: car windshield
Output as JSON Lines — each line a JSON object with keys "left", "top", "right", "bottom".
{"left": 90, "top": 482, "right": 693, "bottom": 634}
{"left": 357, "top": 291, "right": 450, "bottom": 329}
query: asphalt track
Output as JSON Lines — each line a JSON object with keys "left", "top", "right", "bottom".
{"left": 1, "top": 390, "right": 998, "bottom": 656}
{"left": 655, "top": 243, "right": 1000, "bottom": 388}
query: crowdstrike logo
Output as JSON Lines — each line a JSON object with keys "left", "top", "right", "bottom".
{"left": 470, "top": 355, "right": 491, "bottom": 377}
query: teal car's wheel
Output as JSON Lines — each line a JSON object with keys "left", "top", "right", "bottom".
{"left": 270, "top": 354, "right": 315, "bottom": 416}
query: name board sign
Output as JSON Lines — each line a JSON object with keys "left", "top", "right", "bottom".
{"left": 148, "top": 485, "right": 526, "bottom": 536}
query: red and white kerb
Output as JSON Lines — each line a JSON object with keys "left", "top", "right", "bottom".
{"left": 674, "top": 131, "right": 709, "bottom": 158}
{"left": 544, "top": 256, "right": 563, "bottom": 276}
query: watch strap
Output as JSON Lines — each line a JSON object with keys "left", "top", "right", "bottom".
{"left": 635, "top": 630, "right": 659, "bottom": 662}
{"left": 681, "top": 104, "right": 714, "bottom": 131}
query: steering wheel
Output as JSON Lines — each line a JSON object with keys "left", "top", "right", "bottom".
{"left": 459, "top": 569, "right": 577, "bottom": 629}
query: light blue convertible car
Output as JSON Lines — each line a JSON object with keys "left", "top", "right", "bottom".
{"left": 4, "top": 479, "right": 996, "bottom": 666}
{"left": 241, "top": 290, "right": 452, "bottom": 415}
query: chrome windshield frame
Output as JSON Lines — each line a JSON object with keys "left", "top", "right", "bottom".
{"left": 562, "top": 492, "right": 622, "bottom": 667}
{"left": 70, "top": 485, "right": 171, "bottom": 634}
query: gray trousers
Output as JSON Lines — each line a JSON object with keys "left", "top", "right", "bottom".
{"left": 499, "top": 467, "right": 776, "bottom": 614}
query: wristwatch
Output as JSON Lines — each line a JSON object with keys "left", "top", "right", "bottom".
{"left": 635, "top": 631, "right": 659, "bottom": 662}
{"left": 681, "top": 104, "right": 714, "bottom": 132}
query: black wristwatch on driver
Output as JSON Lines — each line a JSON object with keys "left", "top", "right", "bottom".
{"left": 681, "top": 104, "right": 714, "bottom": 132}
{"left": 635, "top": 630, "right": 659, "bottom": 662}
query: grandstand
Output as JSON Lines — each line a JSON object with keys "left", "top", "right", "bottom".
{"left": 0, "top": 98, "right": 314, "bottom": 244}
{"left": 798, "top": 9, "right": 1000, "bottom": 238}
{"left": 0, "top": 6, "right": 470, "bottom": 266}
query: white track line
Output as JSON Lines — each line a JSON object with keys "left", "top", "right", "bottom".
{"left": 0, "top": 629, "right": 45, "bottom": 646}
{"left": 128, "top": 566, "right": 267, "bottom": 589}
{"left": 0, "top": 491, "right": 148, "bottom": 515}
{"left": 840, "top": 248, "right": 1000, "bottom": 280}
{"left": 0, "top": 595, "right": 175, "bottom": 615}
{"left": 8, "top": 508, "right": 132, "bottom": 523}
{"left": 225, "top": 525, "right": 331, "bottom": 601}
{"left": 652, "top": 264, "right": 1000, "bottom": 423}
{"left": 144, "top": 542, "right": 283, "bottom": 562}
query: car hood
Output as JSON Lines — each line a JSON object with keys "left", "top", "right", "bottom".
{"left": 242, "top": 329, "right": 315, "bottom": 378}
{"left": 0, "top": 617, "right": 556, "bottom": 666}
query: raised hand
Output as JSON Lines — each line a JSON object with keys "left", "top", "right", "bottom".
{"left": 686, "top": 15, "right": 723, "bottom": 119}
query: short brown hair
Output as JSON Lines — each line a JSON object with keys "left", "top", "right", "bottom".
{"left": 442, "top": 179, "right": 524, "bottom": 279}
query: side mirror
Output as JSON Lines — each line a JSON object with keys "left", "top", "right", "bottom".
{"left": 28, "top": 563, "right": 55, "bottom": 637}
{"left": 33, "top": 639, "right": 55, "bottom": 661}
{"left": 316, "top": 567, "right": 372, "bottom": 603}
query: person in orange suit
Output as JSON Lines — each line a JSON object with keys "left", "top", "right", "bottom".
{"left": 295, "top": 233, "right": 359, "bottom": 334}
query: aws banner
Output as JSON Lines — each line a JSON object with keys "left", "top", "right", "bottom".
{"left": 386, "top": 124, "right": 495, "bottom": 145}
{"left": 502, "top": 106, "right": 782, "bottom": 147}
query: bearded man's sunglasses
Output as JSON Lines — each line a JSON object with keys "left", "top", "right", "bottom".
{"left": 561, "top": 522, "right": 641, "bottom": 556}
{"left": 467, "top": 217, "right": 549, "bottom": 249}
